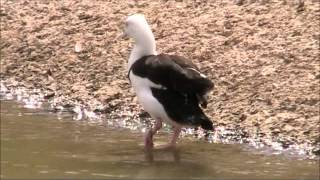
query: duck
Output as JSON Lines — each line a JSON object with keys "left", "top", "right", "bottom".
{"left": 121, "top": 14, "right": 214, "bottom": 149}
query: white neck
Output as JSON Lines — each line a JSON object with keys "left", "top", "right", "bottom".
{"left": 127, "top": 31, "right": 157, "bottom": 70}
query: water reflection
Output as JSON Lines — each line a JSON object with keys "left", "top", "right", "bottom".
{"left": 144, "top": 148, "right": 181, "bottom": 163}
{"left": 1, "top": 100, "right": 319, "bottom": 179}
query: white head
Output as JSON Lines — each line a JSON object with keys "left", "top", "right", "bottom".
{"left": 122, "top": 14, "right": 156, "bottom": 53}
{"left": 122, "top": 14, "right": 157, "bottom": 68}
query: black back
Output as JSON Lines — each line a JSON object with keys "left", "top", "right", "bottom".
{"left": 130, "top": 54, "right": 214, "bottom": 95}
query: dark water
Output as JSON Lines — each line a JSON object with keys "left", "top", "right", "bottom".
{"left": 1, "top": 100, "right": 319, "bottom": 179}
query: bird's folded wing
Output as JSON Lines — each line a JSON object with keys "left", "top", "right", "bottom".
{"left": 141, "top": 54, "right": 214, "bottom": 94}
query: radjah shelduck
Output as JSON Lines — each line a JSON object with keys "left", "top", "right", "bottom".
{"left": 121, "top": 14, "right": 214, "bottom": 149}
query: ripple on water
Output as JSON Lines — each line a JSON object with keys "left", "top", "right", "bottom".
{"left": 91, "top": 173, "right": 114, "bottom": 177}
{"left": 64, "top": 171, "right": 80, "bottom": 175}
{"left": 39, "top": 170, "right": 49, "bottom": 174}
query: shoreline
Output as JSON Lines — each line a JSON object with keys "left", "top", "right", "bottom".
{"left": 1, "top": 80, "right": 318, "bottom": 159}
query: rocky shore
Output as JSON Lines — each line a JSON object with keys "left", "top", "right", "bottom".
{"left": 1, "top": 0, "right": 319, "bottom": 157}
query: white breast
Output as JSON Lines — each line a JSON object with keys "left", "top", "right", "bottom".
{"left": 129, "top": 72, "right": 171, "bottom": 122}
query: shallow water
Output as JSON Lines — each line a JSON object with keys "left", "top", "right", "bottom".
{"left": 1, "top": 100, "right": 319, "bottom": 179}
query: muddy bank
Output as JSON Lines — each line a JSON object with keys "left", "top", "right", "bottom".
{"left": 1, "top": 0, "right": 319, "bottom": 156}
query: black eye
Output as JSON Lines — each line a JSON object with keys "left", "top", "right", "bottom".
{"left": 121, "top": 21, "right": 128, "bottom": 30}
{"left": 125, "top": 21, "right": 129, "bottom": 27}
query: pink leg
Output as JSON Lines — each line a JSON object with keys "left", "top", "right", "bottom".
{"left": 144, "top": 119, "right": 162, "bottom": 149}
{"left": 170, "top": 126, "right": 182, "bottom": 146}
{"left": 156, "top": 126, "right": 182, "bottom": 150}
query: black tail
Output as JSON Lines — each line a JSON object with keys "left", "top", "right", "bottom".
{"left": 200, "top": 115, "right": 214, "bottom": 130}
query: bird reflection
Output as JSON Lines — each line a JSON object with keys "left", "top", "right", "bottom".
{"left": 144, "top": 147, "right": 181, "bottom": 163}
